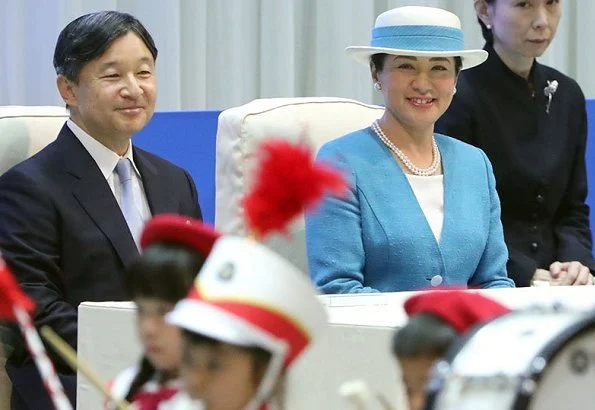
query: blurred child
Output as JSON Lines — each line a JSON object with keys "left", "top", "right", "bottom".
{"left": 392, "top": 290, "right": 510, "bottom": 410}
{"left": 108, "top": 214, "right": 219, "bottom": 409}
{"left": 166, "top": 235, "right": 328, "bottom": 410}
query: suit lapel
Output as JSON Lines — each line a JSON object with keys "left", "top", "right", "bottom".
{"left": 133, "top": 148, "right": 172, "bottom": 215}
{"left": 58, "top": 126, "right": 139, "bottom": 266}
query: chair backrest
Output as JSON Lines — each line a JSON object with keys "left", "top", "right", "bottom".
{"left": 215, "top": 97, "right": 384, "bottom": 273}
{"left": 0, "top": 105, "right": 68, "bottom": 410}
{"left": 0, "top": 106, "right": 69, "bottom": 175}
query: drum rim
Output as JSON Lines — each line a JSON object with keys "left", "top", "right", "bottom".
{"left": 425, "top": 309, "right": 595, "bottom": 410}
{"left": 424, "top": 310, "right": 506, "bottom": 409}
{"left": 512, "top": 309, "right": 595, "bottom": 410}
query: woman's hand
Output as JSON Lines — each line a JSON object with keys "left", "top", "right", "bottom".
{"left": 531, "top": 268, "right": 556, "bottom": 286}
{"left": 532, "top": 262, "right": 594, "bottom": 286}
{"left": 549, "top": 261, "right": 593, "bottom": 286}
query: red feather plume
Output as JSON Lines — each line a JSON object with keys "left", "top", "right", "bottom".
{"left": 0, "top": 257, "right": 36, "bottom": 321}
{"left": 242, "top": 139, "right": 347, "bottom": 238}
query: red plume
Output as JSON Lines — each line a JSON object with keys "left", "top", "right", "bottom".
{"left": 0, "top": 257, "right": 36, "bottom": 321}
{"left": 242, "top": 139, "right": 347, "bottom": 238}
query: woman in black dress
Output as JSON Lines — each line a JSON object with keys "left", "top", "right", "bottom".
{"left": 436, "top": 0, "right": 595, "bottom": 286}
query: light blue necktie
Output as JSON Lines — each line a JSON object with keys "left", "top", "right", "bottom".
{"left": 115, "top": 158, "right": 143, "bottom": 247}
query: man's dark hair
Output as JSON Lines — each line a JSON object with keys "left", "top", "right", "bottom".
{"left": 53, "top": 10, "right": 158, "bottom": 83}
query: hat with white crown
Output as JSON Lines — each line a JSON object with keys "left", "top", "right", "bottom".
{"left": 166, "top": 235, "right": 327, "bottom": 410}
{"left": 346, "top": 6, "right": 487, "bottom": 70}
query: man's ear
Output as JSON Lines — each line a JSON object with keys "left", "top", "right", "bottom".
{"left": 474, "top": 0, "right": 492, "bottom": 28}
{"left": 56, "top": 74, "right": 77, "bottom": 108}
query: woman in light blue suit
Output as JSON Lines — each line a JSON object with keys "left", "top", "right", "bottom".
{"left": 305, "top": 6, "right": 515, "bottom": 293}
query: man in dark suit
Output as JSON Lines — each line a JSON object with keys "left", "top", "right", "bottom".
{"left": 0, "top": 11, "right": 202, "bottom": 409}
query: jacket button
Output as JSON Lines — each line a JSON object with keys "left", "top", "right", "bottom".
{"left": 536, "top": 194, "right": 544, "bottom": 203}
{"left": 531, "top": 242, "right": 539, "bottom": 252}
{"left": 430, "top": 275, "right": 443, "bottom": 287}
{"left": 530, "top": 225, "right": 538, "bottom": 233}
{"left": 531, "top": 212, "right": 538, "bottom": 220}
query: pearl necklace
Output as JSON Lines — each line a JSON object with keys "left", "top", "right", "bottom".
{"left": 371, "top": 120, "right": 441, "bottom": 177}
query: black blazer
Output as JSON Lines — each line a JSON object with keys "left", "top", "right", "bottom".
{"left": 436, "top": 43, "right": 595, "bottom": 286}
{"left": 0, "top": 125, "right": 202, "bottom": 408}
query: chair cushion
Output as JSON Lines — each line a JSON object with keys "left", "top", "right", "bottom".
{"left": 215, "top": 97, "right": 383, "bottom": 272}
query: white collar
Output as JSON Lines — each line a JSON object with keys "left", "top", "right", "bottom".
{"left": 67, "top": 119, "right": 141, "bottom": 179}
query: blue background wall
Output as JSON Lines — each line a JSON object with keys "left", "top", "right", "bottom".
{"left": 131, "top": 102, "right": 595, "bottom": 246}
{"left": 133, "top": 110, "right": 221, "bottom": 225}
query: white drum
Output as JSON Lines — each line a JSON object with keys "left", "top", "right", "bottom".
{"left": 426, "top": 308, "right": 595, "bottom": 410}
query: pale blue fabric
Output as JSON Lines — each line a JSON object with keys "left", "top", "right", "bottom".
{"left": 371, "top": 25, "right": 463, "bottom": 51}
{"left": 115, "top": 158, "right": 143, "bottom": 247}
{"left": 305, "top": 128, "right": 514, "bottom": 293}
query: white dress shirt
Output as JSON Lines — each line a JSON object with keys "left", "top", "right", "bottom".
{"left": 67, "top": 120, "right": 152, "bottom": 242}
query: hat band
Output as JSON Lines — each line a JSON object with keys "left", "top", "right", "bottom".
{"left": 371, "top": 25, "right": 463, "bottom": 52}
{"left": 214, "top": 301, "right": 309, "bottom": 366}
{"left": 188, "top": 286, "right": 310, "bottom": 366}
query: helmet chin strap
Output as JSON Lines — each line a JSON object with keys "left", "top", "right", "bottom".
{"left": 243, "top": 339, "right": 288, "bottom": 410}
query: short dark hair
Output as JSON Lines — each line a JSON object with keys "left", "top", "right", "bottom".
{"left": 391, "top": 313, "right": 458, "bottom": 359}
{"left": 53, "top": 10, "right": 158, "bottom": 83}
{"left": 370, "top": 53, "right": 463, "bottom": 76}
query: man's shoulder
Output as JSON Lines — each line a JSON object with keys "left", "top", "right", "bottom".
{"left": 133, "top": 146, "right": 187, "bottom": 175}
{"left": 2, "top": 124, "right": 76, "bottom": 177}
{"left": 1, "top": 140, "right": 62, "bottom": 183}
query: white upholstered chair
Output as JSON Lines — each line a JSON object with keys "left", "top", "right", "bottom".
{"left": 0, "top": 106, "right": 68, "bottom": 175}
{"left": 215, "top": 97, "right": 383, "bottom": 273}
{"left": 0, "top": 105, "right": 69, "bottom": 410}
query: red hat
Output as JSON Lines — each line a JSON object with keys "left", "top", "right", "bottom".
{"left": 404, "top": 290, "right": 511, "bottom": 334}
{"left": 140, "top": 214, "right": 220, "bottom": 257}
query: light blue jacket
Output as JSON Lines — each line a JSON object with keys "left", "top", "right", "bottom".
{"left": 305, "top": 127, "right": 515, "bottom": 293}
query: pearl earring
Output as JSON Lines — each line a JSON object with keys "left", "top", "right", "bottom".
{"left": 453, "top": 87, "right": 457, "bottom": 95}
{"left": 374, "top": 82, "right": 382, "bottom": 92}
{"left": 486, "top": 24, "right": 492, "bottom": 30}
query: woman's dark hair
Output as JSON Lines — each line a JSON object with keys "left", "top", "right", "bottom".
{"left": 182, "top": 330, "right": 272, "bottom": 387}
{"left": 391, "top": 313, "right": 458, "bottom": 359}
{"left": 53, "top": 10, "right": 158, "bottom": 83}
{"left": 125, "top": 242, "right": 206, "bottom": 402}
{"left": 371, "top": 53, "right": 463, "bottom": 76}
{"left": 477, "top": 0, "right": 496, "bottom": 45}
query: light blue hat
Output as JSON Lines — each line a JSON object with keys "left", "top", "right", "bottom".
{"left": 346, "top": 6, "right": 487, "bottom": 70}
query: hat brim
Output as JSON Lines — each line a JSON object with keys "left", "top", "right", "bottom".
{"left": 345, "top": 46, "right": 488, "bottom": 70}
{"left": 165, "top": 299, "right": 286, "bottom": 354}
{"left": 165, "top": 299, "right": 288, "bottom": 410}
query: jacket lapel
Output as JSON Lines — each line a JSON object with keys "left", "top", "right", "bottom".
{"left": 358, "top": 129, "right": 445, "bottom": 277}
{"left": 365, "top": 129, "right": 441, "bottom": 246}
{"left": 58, "top": 126, "right": 139, "bottom": 266}
{"left": 435, "top": 135, "right": 462, "bottom": 268}
{"left": 133, "top": 147, "right": 172, "bottom": 215}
